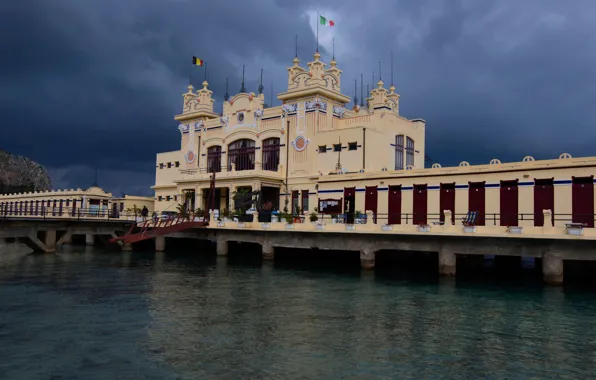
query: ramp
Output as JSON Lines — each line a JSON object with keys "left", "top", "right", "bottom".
{"left": 109, "top": 217, "right": 207, "bottom": 244}
{"left": 109, "top": 172, "right": 217, "bottom": 246}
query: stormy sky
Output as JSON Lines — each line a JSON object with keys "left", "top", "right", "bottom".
{"left": 1, "top": 0, "right": 595, "bottom": 196}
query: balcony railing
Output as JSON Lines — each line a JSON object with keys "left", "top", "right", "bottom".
{"left": 179, "top": 162, "right": 282, "bottom": 179}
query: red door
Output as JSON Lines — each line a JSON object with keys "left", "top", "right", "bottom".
{"left": 365, "top": 186, "right": 378, "bottom": 223}
{"left": 413, "top": 184, "right": 427, "bottom": 225}
{"left": 440, "top": 183, "right": 456, "bottom": 224}
{"left": 468, "top": 182, "right": 485, "bottom": 226}
{"left": 572, "top": 176, "right": 594, "bottom": 227}
{"left": 534, "top": 178, "right": 554, "bottom": 226}
{"left": 500, "top": 180, "right": 518, "bottom": 226}
{"left": 388, "top": 185, "right": 402, "bottom": 224}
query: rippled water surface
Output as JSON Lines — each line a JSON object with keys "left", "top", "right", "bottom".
{"left": 0, "top": 243, "right": 595, "bottom": 379}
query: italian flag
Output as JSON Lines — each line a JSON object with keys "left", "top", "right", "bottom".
{"left": 320, "top": 15, "right": 334, "bottom": 26}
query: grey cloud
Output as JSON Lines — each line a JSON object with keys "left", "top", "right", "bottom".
{"left": 1, "top": 0, "right": 596, "bottom": 195}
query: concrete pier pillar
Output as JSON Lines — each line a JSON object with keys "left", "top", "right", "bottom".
{"left": 216, "top": 240, "right": 228, "bottom": 256}
{"left": 44, "top": 230, "right": 57, "bottom": 251}
{"left": 61, "top": 233, "right": 72, "bottom": 245}
{"left": 155, "top": 235, "right": 166, "bottom": 252}
{"left": 543, "top": 253, "right": 563, "bottom": 285}
{"left": 122, "top": 243, "right": 133, "bottom": 252}
{"left": 439, "top": 249, "right": 456, "bottom": 276}
{"left": 262, "top": 241, "right": 274, "bottom": 261}
{"left": 360, "top": 248, "right": 375, "bottom": 270}
{"left": 85, "top": 234, "right": 95, "bottom": 246}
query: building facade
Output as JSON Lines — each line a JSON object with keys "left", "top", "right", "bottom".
{"left": 154, "top": 51, "right": 596, "bottom": 228}
{"left": 0, "top": 186, "right": 154, "bottom": 219}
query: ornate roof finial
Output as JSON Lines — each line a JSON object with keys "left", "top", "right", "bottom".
{"left": 239, "top": 65, "right": 246, "bottom": 93}
{"left": 353, "top": 79, "right": 358, "bottom": 106}
{"left": 224, "top": 77, "right": 229, "bottom": 101}
{"left": 360, "top": 74, "right": 364, "bottom": 107}
{"left": 258, "top": 68, "right": 264, "bottom": 94}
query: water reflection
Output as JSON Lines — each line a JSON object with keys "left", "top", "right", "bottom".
{"left": 0, "top": 243, "right": 595, "bottom": 379}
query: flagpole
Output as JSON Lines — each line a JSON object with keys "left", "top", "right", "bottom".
{"left": 316, "top": 11, "right": 319, "bottom": 52}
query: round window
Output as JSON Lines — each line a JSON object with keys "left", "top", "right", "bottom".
{"left": 237, "top": 112, "right": 245, "bottom": 123}
{"left": 293, "top": 136, "right": 308, "bottom": 152}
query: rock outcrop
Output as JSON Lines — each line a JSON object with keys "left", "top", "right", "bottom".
{"left": 0, "top": 149, "right": 52, "bottom": 194}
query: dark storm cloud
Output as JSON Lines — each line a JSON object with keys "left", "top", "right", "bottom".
{"left": 1, "top": 0, "right": 596, "bottom": 194}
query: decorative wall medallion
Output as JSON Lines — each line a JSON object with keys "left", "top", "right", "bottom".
{"left": 292, "top": 135, "right": 309, "bottom": 152}
{"left": 332, "top": 106, "right": 345, "bottom": 117}
{"left": 282, "top": 103, "right": 297, "bottom": 113}
{"left": 237, "top": 112, "right": 245, "bottom": 123}
{"left": 220, "top": 116, "right": 229, "bottom": 128}
{"left": 254, "top": 109, "right": 263, "bottom": 119}
{"left": 185, "top": 150, "right": 196, "bottom": 163}
{"left": 178, "top": 124, "right": 189, "bottom": 133}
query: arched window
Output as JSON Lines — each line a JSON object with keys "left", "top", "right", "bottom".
{"left": 395, "top": 135, "right": 404, "bottom": 170}
{"left": 228, "top": 139, "right": 255, "bottom": 171}
{"left": 207, "top": 146, "right": 222, "bottom": 173}
{"left": 406, "top": 137, "right": 415, "bottom": 168}
{"left": 262, "top": 138, "right": 280, "bottom": 171}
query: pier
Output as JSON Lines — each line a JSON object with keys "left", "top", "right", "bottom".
{"left": 2, "top": 207, "right": 595, "bottom": 285}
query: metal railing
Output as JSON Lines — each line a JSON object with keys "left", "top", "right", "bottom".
{"left": 181, "top": 162, "right": 281, "bottom": 175}
{"left": 256, "top": 211, "right": 596, "bottom": 227}
{"left": 0, "top": 206, "right": 152, "bottom": 222}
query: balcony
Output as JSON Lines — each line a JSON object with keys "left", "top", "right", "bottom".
{"left": 177, "top": 162, "right": 283, "bottom": 183}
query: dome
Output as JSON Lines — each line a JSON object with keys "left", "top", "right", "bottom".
{"left": 87, "top": 186, "right": 103, "bottom": 192}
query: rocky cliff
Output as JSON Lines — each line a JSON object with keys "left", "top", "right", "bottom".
{"left": 0, "top": 149, "right": 52, "bottom": 194}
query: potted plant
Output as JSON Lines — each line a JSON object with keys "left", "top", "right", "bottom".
{"left": 293, "top": 206, "right": 302, "bottom": 223}
{"left": 221, "top": 208, "right": 231, "bottom": 222}
{"left": 194, "top": 207, "right": 204, "bottom": 221}
{"left": 285, "top": 212, "right": 294, "bottom": 228}
{"left": 331, "top": 213, "right": 338, "bottom": 223}
{"left": 417, "top": 223, "right": 430, "bottom": 232}
{"left": 271, "top": 209, "right": 280, "bottom": 223}
{"left": 354, "top": 210, "right": 363, "bottom": 224}
{"left": 309, "top": 211, "right": 318, "bottom": 223}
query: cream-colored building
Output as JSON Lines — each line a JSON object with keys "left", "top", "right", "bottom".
{"left": 0, "top": 186, "right": 153, "bottom": 219}
{"left": 153, "top": 51, "right": 595, "bottom": 229}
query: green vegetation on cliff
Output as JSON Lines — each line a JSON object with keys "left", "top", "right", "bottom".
{"left": 0, "top": 149, "right": 52, "bottom": 194}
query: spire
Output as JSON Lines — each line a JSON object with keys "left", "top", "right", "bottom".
{"left": 366, "top": 84, "right": 369, "bottom": 98}
{"left": 258, "top": 68, "right": 264, "bottom": 94}
{"left": 239, "top": 65, "right": 246, "bottom": 93}
{"left": 295, "top": 35, "right": 298, "bottom": 58}
{"left": 391, "top": 51, "right": 394, "bottom": 86}
{"left": 224, "top": 77, "right": 229, "bottom": 101}
{"left": 92, "top": 168, "right": 99, "bottom": 187}
{"left": 353, "top": 79, "right": 358, "bottom": 106}
{"left": 204, "top": 61, "right": 207, "bottom": 82}
{"left": 332, "top": 38, "right": 335, "bottom": 60}
{"left": 360, "top": 74, "right": 364, "bottom": 107}
{"left": 270, "top": 82, "right": 273, "bottom": 107}
{"left": 378, "top": 60, "right": 381, "bottom": 81}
